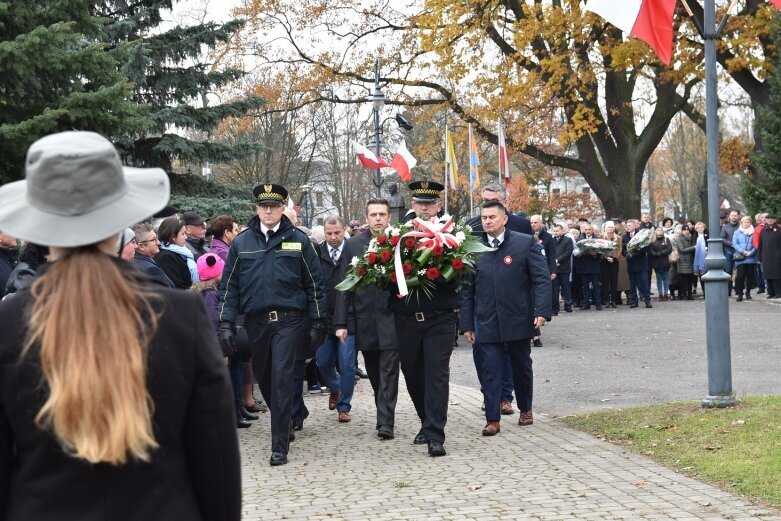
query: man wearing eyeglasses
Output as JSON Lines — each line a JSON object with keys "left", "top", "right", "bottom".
{"left": 132, "top": 223, "right": 174, "bottom": 288}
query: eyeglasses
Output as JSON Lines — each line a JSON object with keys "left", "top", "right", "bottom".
{"left": 138, "top": 236, "right": 160, "bottom": 244}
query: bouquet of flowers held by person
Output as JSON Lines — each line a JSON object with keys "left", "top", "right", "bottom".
{"left": 575, "top": 238, "right": 618, "bottom": 257}
{"left": 335, "top": 216, "right": 494, "bottom": 299}
{"left": 626, "top": 227, "right": 654, "bottom": 256}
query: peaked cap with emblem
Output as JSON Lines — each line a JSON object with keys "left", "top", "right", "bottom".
{"left": 253, "top": 183, "right": 288, "bottom": 204}
{"left": 408, "top": 180, "right": 445, "bottom": 202}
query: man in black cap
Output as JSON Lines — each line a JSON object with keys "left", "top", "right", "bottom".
{"left": 219, "top": 183, "right": 325, "bottom": 466}
{"left": 183, "top": 211, "right": 210, "bottom": 260}
{"left": 391, "top": 180, "right": 457, "bottom": 457}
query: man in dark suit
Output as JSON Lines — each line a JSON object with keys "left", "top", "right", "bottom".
{"left": 623, "top": 219, "right": 653, "bottom": 308}
{"left": 552, "top": 223, "right": 574, "bottom": 314}
{"left": 315, "top": 215, "right": 355, "bottom": 423}
{"left": 574, "top": 222, "right": 603, "bottom": 310}
{"left": 460, "top": 201, "right": 552, "bottom": 435}
{"left": 529, "top": 214, "right": 556, "bottom": 346}
{"left": 334, "top": 199, "right": 400, "bottom": 440}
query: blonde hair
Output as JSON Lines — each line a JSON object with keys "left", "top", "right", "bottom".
{"left": 24, "top": 247, "right": 159, "bottom": 465}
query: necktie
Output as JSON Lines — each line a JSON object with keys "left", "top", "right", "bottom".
{"left": 266, "top": 230, "right": 273, "bottom": 243}
{"left": 331, "top": 247, "right": 340, "bottom": 263}
{"left": 492, "top": 238, "right": 500, "bottom": 248}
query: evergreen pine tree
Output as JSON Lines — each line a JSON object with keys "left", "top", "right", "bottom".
{"left": 0, "top": 0, "right": 146, "bottom": 182}
{"left": 99, "top": 0, "right": 263, "bottom": 172}
{"left": 745, "top": 22, "right": 781, "bottom": 216}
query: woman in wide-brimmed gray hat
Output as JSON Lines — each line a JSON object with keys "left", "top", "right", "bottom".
{"left": 0, "top": 131, "right": 240, "bottom": 521}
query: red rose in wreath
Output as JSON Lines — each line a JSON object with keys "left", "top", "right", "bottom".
{"left": 377, "top": 234, "right": 387, "bottom": 245}
{"left": 451, "top": 258, "right": 465, "bottom": 271}
{"left": 404, "top": 238, "right": 416, "bottom": 249}
{"left": 380, "top": 250, "right": 392, "bottom": 263}
{"left": 367, "top": 252, "right": 377, "bottom": 265}
{"left": 357, "top": 267, "right": 367, "bottom": 276}
{"left": 425, "top": 267, "right": 440, "bottom": 280}
{"left": 390, "top": 272, "right": 397, "bottom": 283}
{"left": 402, "top": 262, "right": 413, "bottom": 275}
{"left": 390, "top": 235, "right": 400, "bottom": 246}
{"left": 432, "top": 245, "right": 444, "bottom": 257}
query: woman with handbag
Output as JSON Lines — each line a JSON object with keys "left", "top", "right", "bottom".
{"left": 0, "top": 132, "right": 240, "bottom": 521}
{"left": 733, "top": 215, "right": 757, "bottom": 301}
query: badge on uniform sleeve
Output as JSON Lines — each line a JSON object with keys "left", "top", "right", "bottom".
{"left": 281, "top": 242, "right": 302, "bottom": 251}
{"left": 504, "top": 255, "right": 513, "bottom": 265}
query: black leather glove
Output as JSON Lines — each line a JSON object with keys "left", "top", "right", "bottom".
{"left": 309, "top": 319, "right": 327, "bottom": 352}
{"left": 219, "top": 322, "right": 236, "bottom": 354}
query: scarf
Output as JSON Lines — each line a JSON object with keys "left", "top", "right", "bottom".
{"left": 737, "top": 225, "right": 755, "bottom": 236}
{"left": 161, "top": 243, "right": 199, "bottom": 283}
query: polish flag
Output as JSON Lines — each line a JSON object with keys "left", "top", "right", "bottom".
{"left": 585, "top": 0, "right": 678, "bottom": 65}
{"left": 352, "top": 141, "right": 389, "bottom": 169}
{"left": 389, "top": 141, "right": 417, "bottom": 181}
{"left": 772, "top": 0, "right": 781, "bottom": 8}
{"left": 497, "top": 121, "right": 511, "bottom": 186}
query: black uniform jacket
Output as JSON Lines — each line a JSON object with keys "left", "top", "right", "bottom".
{"left": 319, "top": 238, "right": 349, "bottom": 335}
{"left": 219, "top": 215, "right": 325, "bottom": 324}
{"left": 459, "top": 230, "right": 552, "bottom": 343}
{"left": 0, "top": 263, "right": 240, "bottom": 521}
{"left": 333, "top": 230, "right": 398, "bottom": 351}
{"left": 623, "top": 232, "right": 650, "bottom": 273}
{"left": 553, "top": 234, "right": 574, "bottom": 274}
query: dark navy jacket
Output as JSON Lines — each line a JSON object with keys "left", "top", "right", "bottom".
{"left": 218, "top": 215, "right": 325, "bottom": 324}
{"left": 574, "top": 235, "right": 602, "bottom": 274}
{"left": 459, "top": 230, "right": 552, "bottom": 343}
{"left": 134, "top": 253, "right": 175, "bottom": 288}
{"left": 623, "top": 231, "right": 650, "bottom": 273}
{"left": 466, "top": 213, "right": 533, "bottom": 237}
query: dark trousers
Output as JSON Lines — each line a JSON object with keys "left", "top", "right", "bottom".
{"left": 552, "top": 273, "right": 572, "bottom": 312}
{"left": 571, "top": 272, "right": 582, "bottom": 306}
{"left": 291, "top": 360, "right": 307, "bottom": 424}
{"left": 478, "top": 339, "right": 533, "bottom": 422}
{"left": 756, "top": 264, "right": 766, "bottom": 291}
{"left": 395, "top": 312, "right": 456, "bottom": 443}
{"left": 724, "top": 251, "right": 735, "bottom": 294}
{"left": 767, "top": 278, "right": 779, "bottom": 297}
{"left": 472, "top": 319, "right": 514, "bottom": 403}
{"left": 678, "top": 273, "right": 694, "bottom": 298}
{"left": 581, "top": 272, "right": 601, "bottom": 305}
{"left": 229, "top": 356, "right": 244, "bottom": 413}
{"left": 600, "top": 261, "right": 618, "bottom": 304}
{"left": 735, "top": 264, "right": 756, "bottom": 296}
{"left": 247, "top": 314, "right": 308, "bottom": 455}
{"left": 629, "top": 270, "right": 651, "bottom": 303}
{"left": 362, "top": 349, "right": 400, "bottom": 430}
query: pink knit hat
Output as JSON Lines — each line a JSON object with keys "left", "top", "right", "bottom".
{"left": 196, "top": 253, "right": 225, "bottom": 281}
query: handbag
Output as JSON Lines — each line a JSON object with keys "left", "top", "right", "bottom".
{"left": 668, "top": 245, "right": 679, "bottom": 263}
{"left": 733, "top": 252, "right": 745, "bottom": 262}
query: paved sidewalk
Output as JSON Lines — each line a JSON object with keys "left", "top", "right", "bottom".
{"left": 238, "top": 380, "right": 780, "bottom": 520}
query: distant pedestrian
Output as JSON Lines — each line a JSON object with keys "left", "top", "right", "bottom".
{"left": 733, "top": 215, "right": 757, "bottom": 301}
{"left": 156, "top": 217, "right": 198, "bottom": 289}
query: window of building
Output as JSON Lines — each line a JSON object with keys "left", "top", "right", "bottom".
{"left": 315, "top": 191, "right": 323, "bottom": 206}
{"left": 581, "top": 187, "right": 591, "bottom": 194}
{"left": 552, "top": 188, "right": 561, "bottom": 195}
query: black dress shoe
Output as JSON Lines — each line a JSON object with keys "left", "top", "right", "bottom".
{"left": 378, "top": 425, "right": 395, "bottom": 440}
{"left": 428, "top": 440, "right": 446, "bottom": 457}
{"left": 355, "top": 367, "right": 369, "bottom": 379}
{"left": 629, "top": 302, "right": 638, "bottom": 308}
{"left": 564, "top": 307, "right": 572, "bottom": 313}
{"left": 581, "top": 304, "right": 591, "bottom": 310}
{"left": 532, "top": 338, "right": 543, "bottom": 347}
{"left": 240, "top": 407, "right": 259, "bottom": 421}
{"left": 269, "top": 452, "right": 288, "bottom": 466}
{"left": 244, "top": 402, "right": 263, "bottom": 413}
{"left": 292, "top": 406, "right": 309, "bottom": 431}
{"left": 237, "top": 413, "right": 251, "bottom": 429}
{"left": 595, "top": 304, "right": 603, "bottom": 311}
{"left": 413, "top": 430, "right": 427, "bottom": 445}
{"left": 645, "top": 301, "right": 653, "bottom": 308}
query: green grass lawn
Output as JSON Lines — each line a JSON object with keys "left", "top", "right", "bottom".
{"left": 560, "top": 396, "right": 781, "bottom": 509}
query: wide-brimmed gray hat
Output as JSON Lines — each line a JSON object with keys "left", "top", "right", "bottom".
{"left": 0, "top": 131, "right": 169, "bottom": 248}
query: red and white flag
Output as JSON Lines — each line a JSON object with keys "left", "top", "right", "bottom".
{"left": 585, "top": 0, "right": 678, "bottom": 65}
{"left": 389, "top": 141, "right": 417, "bottom": 181}
{"left": 352, "top": 141, "right": 389, "bottom": 169}
{"left": 772, "top": 0, "right": 781, "bottom": 9}
{"left": 497, "top": 121, "right": 511, "bottom": 186}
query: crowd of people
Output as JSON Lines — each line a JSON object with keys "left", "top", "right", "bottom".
{"left": 1, "top": 131, "right": 780, "bottom": 519}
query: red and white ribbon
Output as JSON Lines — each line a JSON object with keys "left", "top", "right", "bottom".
{"left": 394, "top": 217, "right": 462, "bottom": 296}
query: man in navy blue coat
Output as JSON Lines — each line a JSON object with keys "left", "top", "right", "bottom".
{"left": 459, "top": 201, "right": 552, "bottom": 436}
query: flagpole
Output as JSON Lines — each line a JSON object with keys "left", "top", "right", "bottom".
{"left": 497, "top": 121, "right": 502, "bottom": 185}
{"left": 444, "top": 125, "right": 449, "bottom": 215}
{"left": 468, "top": 124, "right": 474, "bottom": 217}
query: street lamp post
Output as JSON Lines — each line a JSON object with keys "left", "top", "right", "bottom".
{"left": 698, "top": 0, "right": 735, "bottom": 408}
{"left": 300, "top": 184, "right": 311, "bottom": 228}
{"left": 372, "top": 59, "right": 385, "bottom": 197}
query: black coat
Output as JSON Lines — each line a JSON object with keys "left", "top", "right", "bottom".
{"left": 574, "top": 235, "right": 601, "bottom": 274}
{"left": 133, "top": 253, "right": 175, "bottom": 288}
{"left": 537, "top": 229, "right": 557, "bottom": 274}
{"left": 319, "top": 239, "right": 349, "bottom": 335}
{"left": 0, "top": 264, "right": 241, "bottom": 521}
{"left": 623, "top": 232, "right": 650, "bottom": 273}
{"left": 648, "top": 237, "right": 673, "bottom": 272}
{"left": 154, "top": 248, "right": 192, "bottom": 289}
{"left": 333, "top": 231, "right": 397, "bottom": 351}
{"left": 459, "top": 230, "right": 552, "bottom": 343}
{"left": 0, "top": 249, "right": 15, "bottom": 297}
{"left": 759, "top": 223, "right": 781, "bottom": 279}
{"left": 552, "top": 234, "right": 574, "bottom": 274}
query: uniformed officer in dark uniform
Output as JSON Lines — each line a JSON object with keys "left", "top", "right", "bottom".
{"left": 219, "top": 183, "right": 325, "bottom": 466}
{"left": 391, "top": 180, "right": 457, "bottom": 457}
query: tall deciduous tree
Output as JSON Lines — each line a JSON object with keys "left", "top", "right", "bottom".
{"left": 235, "top": 0, "right": 709, "bottom": 218}
{"left": 0, "top": 0, "right": 145, "bottom": 182}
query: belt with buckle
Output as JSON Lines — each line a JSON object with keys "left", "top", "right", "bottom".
{"left": 407, "top": 309, "right": 457, "bottom": 322}
{"left": 253, "top": 310, "right": 302, "bottom": 322}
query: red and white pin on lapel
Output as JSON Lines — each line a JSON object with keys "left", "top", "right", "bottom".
{"left": 503, "top": 255, "right": 513, "bottom": 265}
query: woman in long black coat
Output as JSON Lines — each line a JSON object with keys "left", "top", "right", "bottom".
{"left": 759, "top": 216, "right": 781, "bottom": 298}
